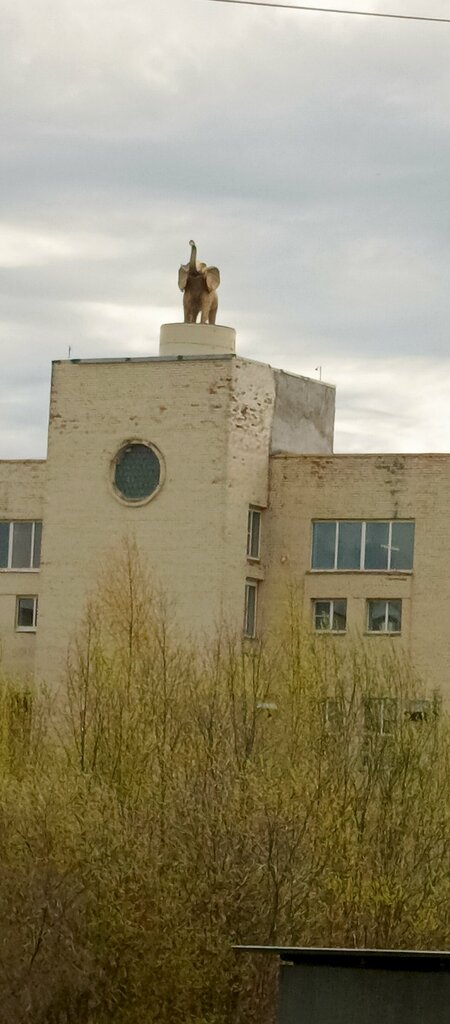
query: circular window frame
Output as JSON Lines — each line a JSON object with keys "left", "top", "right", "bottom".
{"left": 110, "top": 439, "right": 165, "bottom": 507}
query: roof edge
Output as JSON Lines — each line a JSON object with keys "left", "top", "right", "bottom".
{"left": 234, "top": 946, "right": 450, "bottom": 971}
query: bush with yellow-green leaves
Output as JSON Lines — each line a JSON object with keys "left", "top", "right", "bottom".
{"left": 0, "top": 544, "right": 449, "bottom": 1023}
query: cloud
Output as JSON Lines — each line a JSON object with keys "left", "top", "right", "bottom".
{"left": 1, "top": 0, "right": 450, "bottom": 457}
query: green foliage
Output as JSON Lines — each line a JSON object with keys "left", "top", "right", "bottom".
{"left": 0, "top": 543, "right": 449, "bottom": 1022}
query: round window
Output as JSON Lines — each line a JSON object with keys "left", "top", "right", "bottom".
{"left": 113, "top": 442, "right": 162, "bottom": 504}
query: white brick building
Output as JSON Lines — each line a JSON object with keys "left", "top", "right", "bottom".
{"left": 1, "top": 321, "right": 449, "bottom": 700}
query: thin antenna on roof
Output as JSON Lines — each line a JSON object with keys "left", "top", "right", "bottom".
{"left": 68, "top": 346, "right": 72, "bottom": 359}
{"left": 315, "top": 365, "right": 322, "bottom": 381}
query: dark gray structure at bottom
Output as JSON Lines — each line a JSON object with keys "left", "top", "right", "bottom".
{"left": 235, "top": 947, "right": 450, "bottom": 1023}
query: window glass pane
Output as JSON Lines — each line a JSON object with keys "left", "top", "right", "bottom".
{"left": 337, "top": 522, "right": 362, "bottom": 569}
{"left": 332, "top": 599, "right": 347, "bottom": 631}
{"left": 312, "top": 522, "right": 336, "bottom": 569}
{"left": 244, "top": 583, "right": 257, "bottom": 637}
{"left": 314, "top": 601, "right": 331, "bottom": 630}
{"left": 11, "top": 522, "right": 33, "bottom": 569}
{"left": 248, "top": 510, "right": 261, "bottom": 559}
{"left": 364, "top": 698, "right": 381, "bottom": 732}
{"left": 322, "top": 698, "right": 343, "bottom": 731}
{"left": 406, "top": 699, "right": 431, "bottom": 723}
{"left": 16, "top": 597, "right": 36, "bottom": 628}
{"left": 364, "top": 697, "right": 397, "bottom": 733}
{"left": 381, "top": 698, "right": 397, "bottom": 733}
{"left": 364, "top": 522, "right": 389, "bottom": 570}
{"left": 114, "top": 443, "right": 160, "bottom": 501}
{"left": 391, "top": 522, "right": 414, "bottom": 571}
{"left": 387, "top": 600, "right": 402, "bottom": 632}
{"left": 0, "top": 522, "right": 9, "bottom": 568}
{"left": 32, "top": 522, "right": 42, "bottom": 568}
{"left": 247, "top": 510, "right": 252, "bottom": 556}
{"left": 368, "top": 600, "right": 387, "bottom": 632}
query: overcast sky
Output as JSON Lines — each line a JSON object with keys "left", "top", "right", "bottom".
{"left": 1, "top": 0, "right": 450, "bottom": 458}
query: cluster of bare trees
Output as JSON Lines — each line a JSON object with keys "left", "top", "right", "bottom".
{"left": 0, "top": 543, "right": 449, "bottom": 1023}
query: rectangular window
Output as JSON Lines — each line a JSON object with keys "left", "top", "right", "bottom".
{"left": 8, "top": 690, "right": 32, "bottom": 746}
{"left": 247, "top": 507, "right": 262, "bottom": 560}
{"left": 364, "top": 697, "right": 397, "bottom": 735}
{"left": 15, "top": 596, "right": 38, "bottom": 632}
{"left": 405, "top": 699, "right": 432, "bottom": 723}
{"left": 321, "top": 697, "right": 344, "bottom": 732}
{"left": 311, "top": 521, "right": 414, "bottom": 572}
{"left": 244, "top": 579, "right": 258, "bottom": 638}
{"left": 0, "top": 522, "right": 42, "bottom": 571}
{"left": 367, "top": 599, "right": 402, "bottom": 634}
{"left": 313, "top": 599, "right": 347, "bottom": 633}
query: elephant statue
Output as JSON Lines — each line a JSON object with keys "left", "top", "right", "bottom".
{"left": 178, "top": 240, "right": 220, "bottom": 325}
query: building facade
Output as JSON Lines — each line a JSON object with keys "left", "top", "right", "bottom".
{"left": 0, "top": 321, "right": 449, "bottom": 699}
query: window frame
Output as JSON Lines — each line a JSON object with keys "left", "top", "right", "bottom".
{"left": 0, "top": 521, "right": 42, "bottom": 572}
{"left": 367, "top": 598, "right": 402, "bottom": 635}
{"left": 111, "top": 439, "right": 165, "bottom": 507}
{"left": 243, "top": 579, "right": 258, "bottom": 639}
{"left": 405, "top": 698, "right": 432, "bottom": 723}
{"left": 321, "top": 697, "right": 344, "bottom": 732}
{"left": 15, "top": 596, "right": 38, "bottom": 633}
{"left": 365, "top": 697, "right": 437, "bottom": 732}
{"left": 313, "top": 598, "right": 347, "bottom": 634}
{"left": 363, "top": 696, "right": 398, "bottom": 736}
{"left": 311, "top": 520, "right": 414, "bottom": 573}
{"left": 246, "top": 507, "right": 262, "bottom": 561}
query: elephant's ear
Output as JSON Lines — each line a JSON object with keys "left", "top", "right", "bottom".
{"left": 205, "top": 266, "right": 220, "bottom": 292}
{"left": 178, "top": 265, "right": 189, "bottom": 291}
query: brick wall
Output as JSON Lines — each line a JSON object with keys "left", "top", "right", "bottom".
{"left": 0, "top": 460, "right": 46, "bottom": 679}
{"left": 267, "top": 453, "right": 450, "bottom": 699}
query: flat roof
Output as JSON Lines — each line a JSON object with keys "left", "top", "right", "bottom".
{"left": 234, "top": 947, "right": 450, "bottom": 972}
{"left": 271, "top": 452, "right": 450, "bottom": 461}
{"left": 50, "top": 354, "right": 334, "bottom": 388}
{"left": 53, "top": 353, "right": 236, "bottom": 365}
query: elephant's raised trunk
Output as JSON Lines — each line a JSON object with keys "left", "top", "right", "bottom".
{"left": 189, "top": 240, "right": 197, "bottom": 272}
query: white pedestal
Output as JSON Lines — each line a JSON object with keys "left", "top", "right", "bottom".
{"left": 159, "top": 323, "right": 236, "bottom": 357}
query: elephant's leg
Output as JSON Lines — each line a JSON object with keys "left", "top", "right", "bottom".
{"left": 208, "top": 294, "right": 218, "bottom": 325}
{"left": 200, "top": 292, "right": 216, "bottom": 324}
{"left": 184, "top": 292, "right": 197, "bottom": 324}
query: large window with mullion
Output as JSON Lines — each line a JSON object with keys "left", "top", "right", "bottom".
{"left": 367, "top": 599, "right": 402, "bottom": 634}
{"left": 312, "top": 520, "right": 414, "bottom": 572}
{"left": 0, "top": 522, "right": 42, "bottom": 570}
{"left": 313, "top": 599, "right": 347, "bottom": 633}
